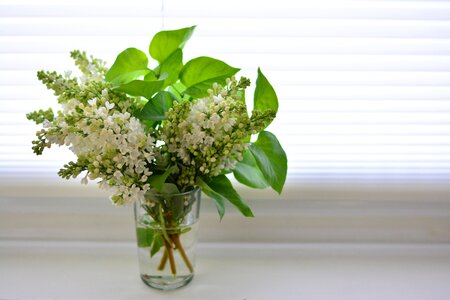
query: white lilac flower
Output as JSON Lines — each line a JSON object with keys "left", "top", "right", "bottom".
{"left": 38, "top": 87, "right": 155, "bottom": 205}
{"left": 160, "top": 77, "right": 271, "bottom": 187}
{"left": 28, "top": 52, "right": 159, "bottom": 205}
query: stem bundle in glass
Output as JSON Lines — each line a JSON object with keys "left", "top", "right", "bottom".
{"left": 137, "top": 190, "right": 198, "bottom": 277}
{"left": 157, "top": 233, "right": 193, "bottom": 275}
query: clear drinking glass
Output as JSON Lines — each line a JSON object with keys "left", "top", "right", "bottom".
{"left": 134, "top": 188, "right": 201, "bottom": 290}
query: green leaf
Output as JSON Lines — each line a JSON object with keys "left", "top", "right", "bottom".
{"left": 144, "top": 70, "right": 158, "bottom": 81}
{"left": 169, "top": 193, "right": 187, "bottom": 221}
{"left": 180, "top": 56, "right": 240, "bottom": 97}
{"left": 233, "top": 150, "right": 269, "bottom": 189}
{"left": 116, "top": 80, "right": 164, "bottom": 99}
{"left": 249, "top": 131, "right": 287, "bottom": 194}
{"left": 136, "top": 227, "right": 155, "bottom": 248}
{"left": 196, "top": 177, "right": 225, "bottom": 219}
{"left": 149, "top": 26, "right": 196, "bottom": 63}
{"left": 155, "top": 49, "right": 183, "bottom": 88}
{"left": 150, "top": 235, "right": 164, "bottom": 257}
{"left": 148, "top": 166, "right": 176, "bottom": 192}
{"left": 198, "top": 175, "right": 254, "bottom": 218}
{"left": 105, "top": 48, "right": 150, "bottom": 85}
{"left": 168, "top": 81, "right": 187, "bottom": 99}
{"left": 140, "top": 91, "right": 176, "bottom": 121}
{"left": 161, "top": 183, "right": 180, "bottom": 195}
{"left": 167, "top": 86, "right": 181, "bottom": 100}
{"left": 254, "top": 68, "right": 278, "bottom": 115}
{"left": 181, "top": 86, "right": 205, "bottom": 98}
{"left": 219, "top": 169, "right": 232, "bottom": 175}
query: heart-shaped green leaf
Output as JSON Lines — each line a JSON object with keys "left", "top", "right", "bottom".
{"left": 249, "top": 131, "right": 287, "bottom": 194}
{"left": 180, "top": 56, "right": 240, "bottom": 97}
{"left": 106, "top": 48, "right": 150, "bottom": 85}
{"left": 149, "top": 26, "right": 196, "bottom": 63}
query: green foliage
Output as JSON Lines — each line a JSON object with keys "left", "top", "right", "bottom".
{"left": 196, "top": 177, "right": 225, "bottom": 219}
{"left": 136, "top": 226, "right": 164, "bottom": 257}
{"left": 155, "top": 49, "right": 183, "bottom": 88}
{"left": 249, "top": 131, "right": 288, "bottom": 194}
{"left": 148, "top": 166, "right": 176, "bottom": 192}
{"left": 115, "top": 79, "right": 164, "bottom": 99}
{"left": 168, "top": 81, "right": 187, "bottom": 99}
{"left": 160, "top": 183, "right": 181, "bottom": 194}
{"left": 197, "top": 175, "right": 254, "bottom": 219}
{"left": 150, "top": 235, "right": 164, "bottom": 257}
{"left": 254, "top": 68, "right": 278, "bottom": 129}
{"left": 139, "top": 91, "right": 176, "bottom": 121}
{"left": 136, "top": 227, "right": 155, "bottom": 248}
{"left": 180, "top": 57, "right": 240, "bottom": 97}
{"left": 149, "top": 26, "right": 196, "bottom": 63}
{"left": 143, "top": 70, "right": 158, "bottom": 81}
{"left": 233, "top": 150, "right": 269, "bottom": 189}
{"left": 105, "top": 48, "right": 150, "bottom": 85}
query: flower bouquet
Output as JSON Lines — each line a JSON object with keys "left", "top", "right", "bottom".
{"left": 27, "top": 26, "right": 287, "bottom": 290}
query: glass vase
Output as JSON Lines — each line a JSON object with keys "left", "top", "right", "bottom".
{"left": 133, "top": 188, "right": 201, "bottom": 291}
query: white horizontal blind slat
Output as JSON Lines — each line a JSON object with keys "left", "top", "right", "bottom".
{"left": 1, "top": 0, "right": 449, "bottom": 183}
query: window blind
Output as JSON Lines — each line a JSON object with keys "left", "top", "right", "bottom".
{"left": 1, "top": 0, "right": 450, "bottom": 185}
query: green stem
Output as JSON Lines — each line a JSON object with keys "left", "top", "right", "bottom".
{"left": 171, "top": 234, "right": 194, "bottom": 273}
{"left": 163, "top": 238, "right": 176, "bottom": 276}
{"left": 157, "top": 248, "right": 168, "bottom": 271}
{"left": 158, "top": 205, "right": 170, "bottom": 243}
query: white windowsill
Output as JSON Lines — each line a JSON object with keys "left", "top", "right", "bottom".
{"left": 2, "top": 180, "right": 450, "bottom": 299}
{"left": 1, "top": 241, "right": 450, "bottom": 300}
